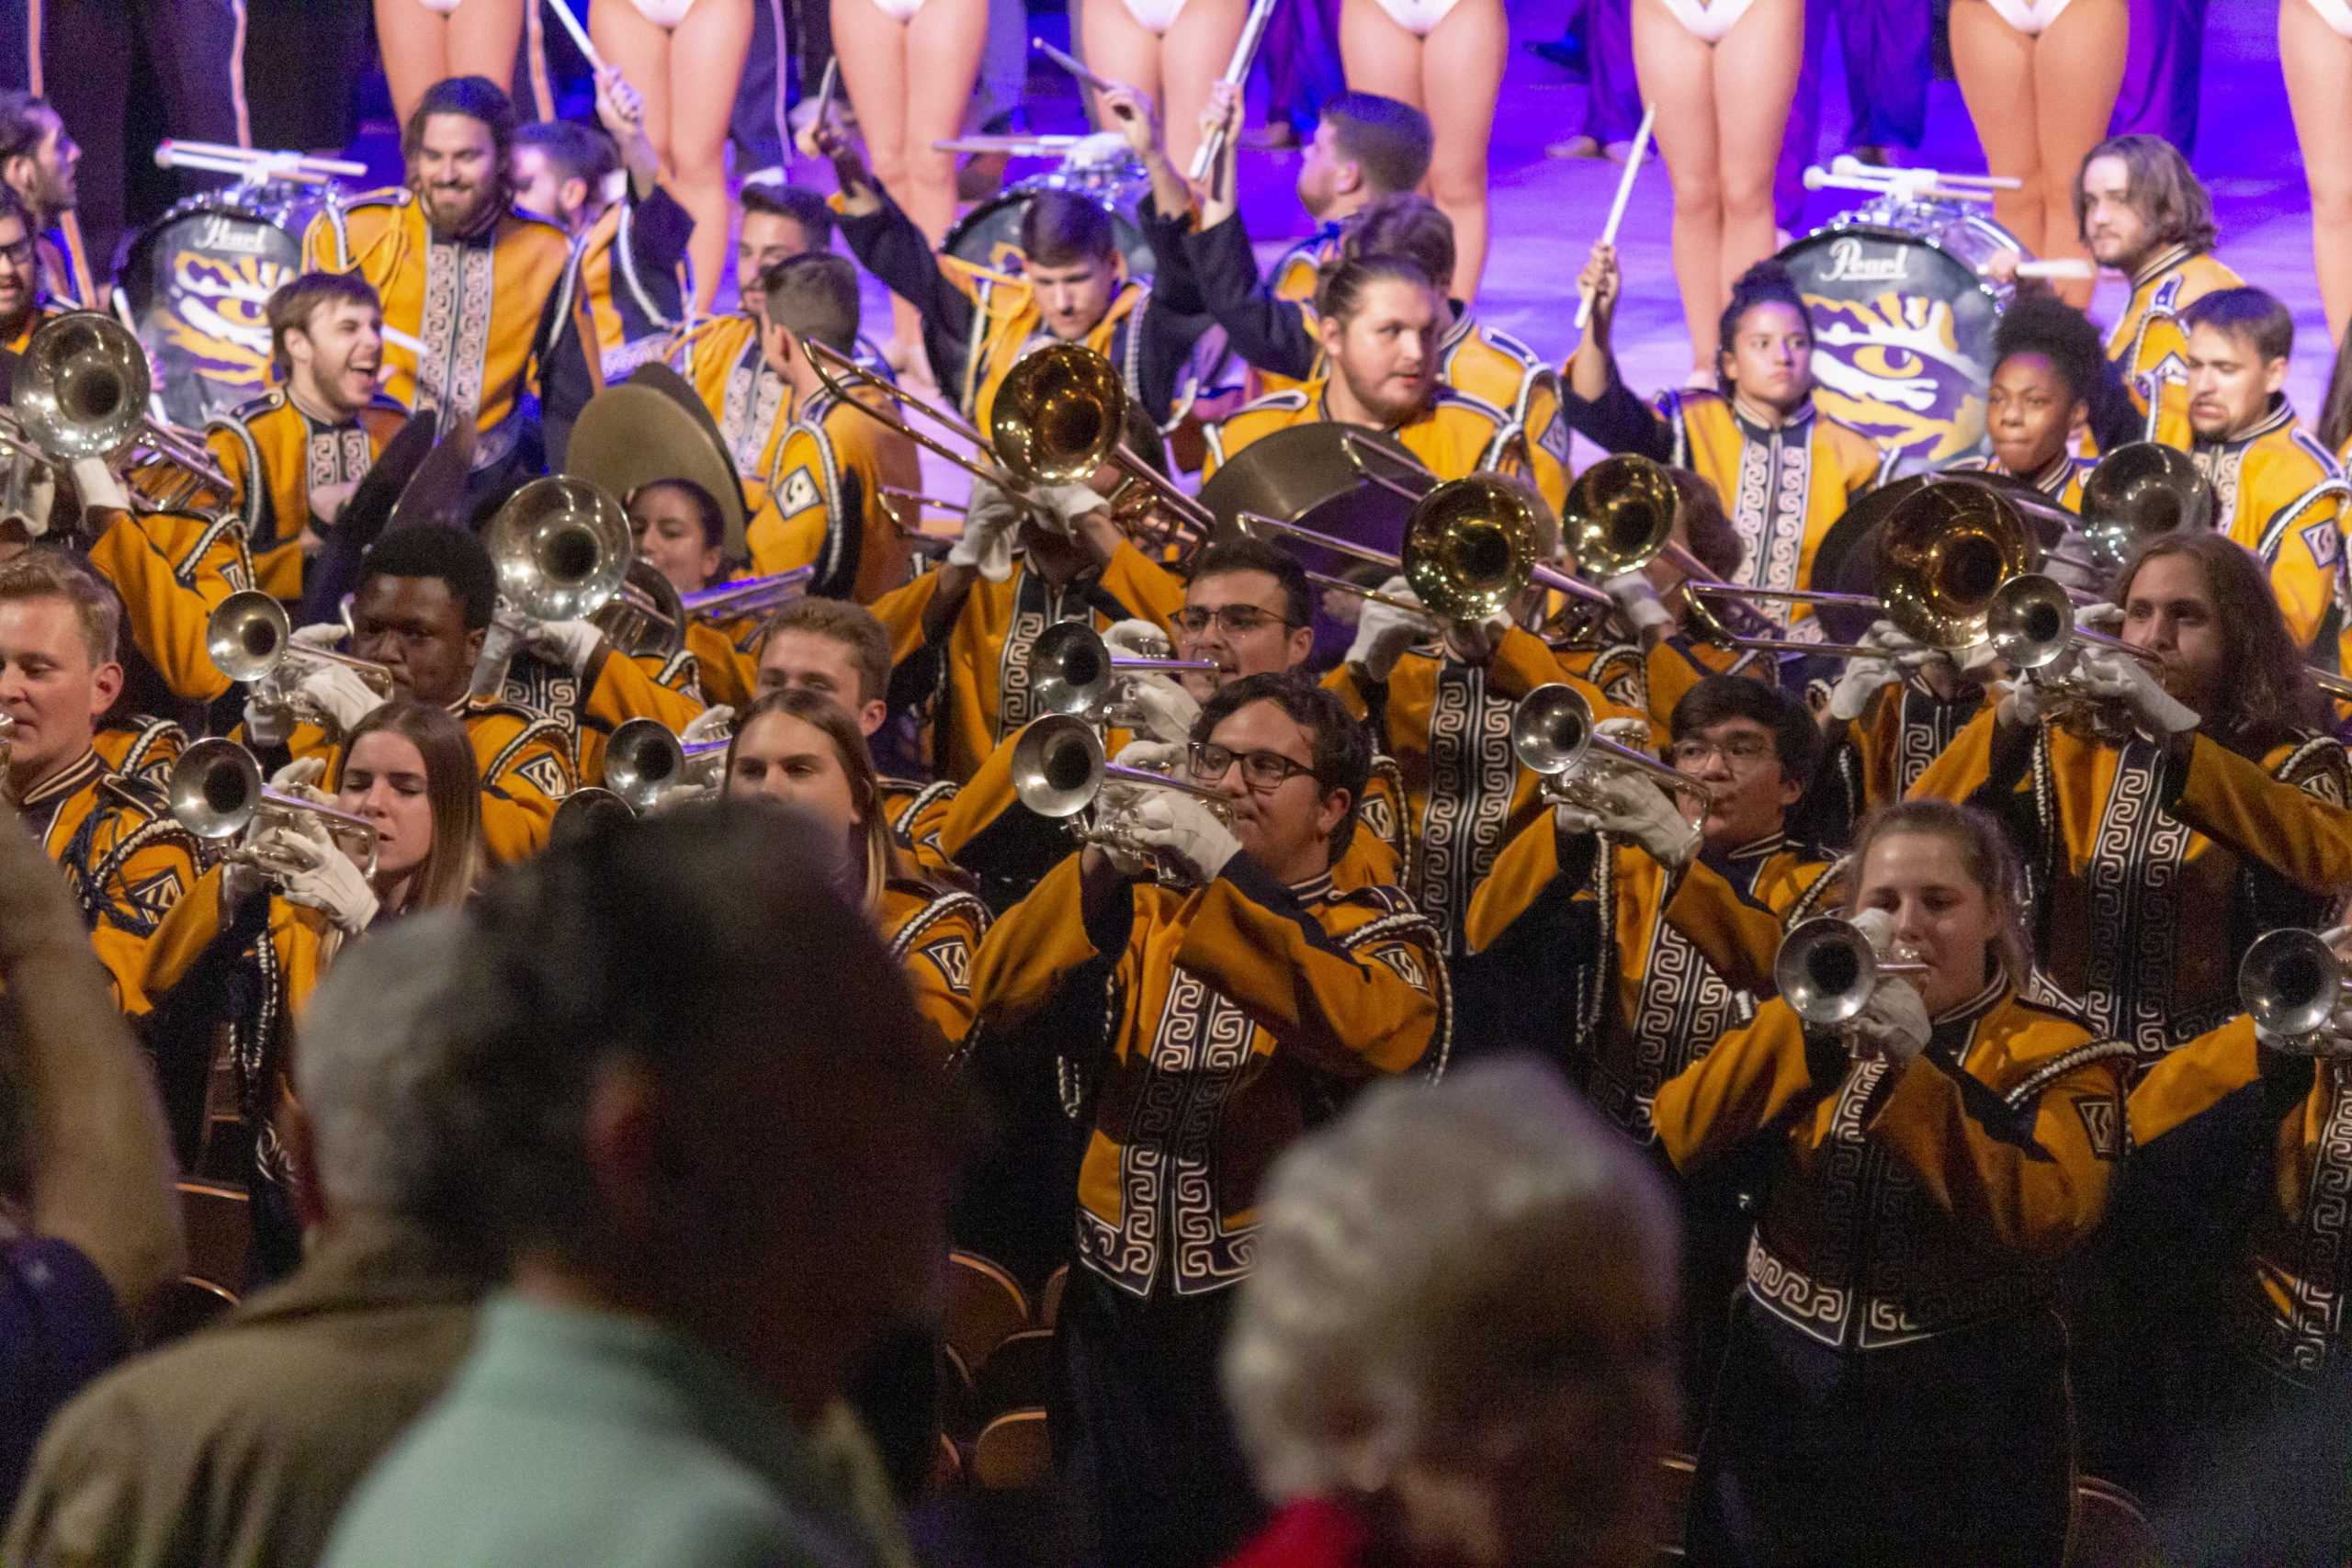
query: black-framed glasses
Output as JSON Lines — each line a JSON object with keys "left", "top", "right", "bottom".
{"left": 1668, "top": 734, "right": 1778, "bottom": 769}
{"left": 1189, "top": 741, "right": 1318, "bottom": 792}
{"left": 1170, "top": 605, "right": 1299, "bottom": 637}
{"left": 0, "top": 235, "right": 32, "bottom": 267}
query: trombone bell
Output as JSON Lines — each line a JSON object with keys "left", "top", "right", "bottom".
{"left": 2240, "top": 928, "right": 2348, "bottom": 1041}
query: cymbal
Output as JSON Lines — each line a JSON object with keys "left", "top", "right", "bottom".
{"left": 569, "top": 368, "right": 750, "bottom": 558}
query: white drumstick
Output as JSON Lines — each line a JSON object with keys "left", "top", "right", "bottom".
{"left": 541, "top": 0, "right": 606, "bottom": 73}
{"left": 1575, "top": 102, "right": 1656, "bottom": 332}
{"left": 2013, "top": 258, "right": 2096, "bottom": 281}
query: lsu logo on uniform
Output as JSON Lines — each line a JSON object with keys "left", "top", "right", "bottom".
{"left": 516, "top": 753, "right": 572, "bottom": 801}
{"left": 776, "top": 465, "right": 823, "bottom": 518}
{"left": 922, "top": 937, "right": 974, "bottom": 994}
{"left": 2302, "top": 518, "right": 2344, "bottom": 572}
{"left": 2075, "top": 1098, "right": 2123, "bottom": 1161}
{"left": 1369, "top": 942, "right": 1427, "bottom": 990}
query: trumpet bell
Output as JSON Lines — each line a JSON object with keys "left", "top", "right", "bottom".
{"left": 603, "top": 717, "right": 689, "bottom": 812}
{"left": 1010, "top": 714, "right": 1107, "bottom": 818}
{"left": 1877, "top": 477, "right": 2044, "bottom": 649}
{"left": 205, "top": 590, "right": 291, "bottom": 684}
{"left": 168, "top": 737, "right": 264, "bottom": 840}
{"left": 1029, "top": 622, "right": 1115, "bottom": 718}
{"left": 2241, "top": 928, "right": 2345, "bottom": 1039}
{"left": 2081, "top": 443, "right": 2214, "bottom": 573}
{"left": 1401, "top": 474, "right": 1546, "bottom": 623}
{"left": 1984, "top": 572, "right": 2079, "bottom": 671}
{"left": 1563, "top": 455, "right": 1679, "bottom": 581}
{"left": 1510, "top": 682, "right": 1594, "bottom": 776}
{"left": 487, "top": 476, "right": 632, "bottom": 621}
{"left": 1776, "top": 916, "right": 1886, "bottom": 1027}
{"left": 13, "top": 312, "right": 150, "bottom": 460}
{"left": 992, "top": 342, "right": 1127, "bottom": 487}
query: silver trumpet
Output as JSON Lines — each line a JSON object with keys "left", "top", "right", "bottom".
{"left": 469, "top": 476, "right": 633, "bottom": 700}
{"left": 207, "top": 591, "right": 397, "bottom": 728}
{"left": 168, "top": 738, "right": 379, "bottom": 878}
{"left": 1984, "top": 572, "right": 2173, "bottom": 737}
{"left": 551, "top": 785, "right": 638, "bottom": 835}
{"left": 1775, "top": 915, "right": 1931, "bottom": 1032}
{"left": 1510, "top": 683, "right": 1718, "bottom": 811}
{"left": 601, "top": 716, "right": 730, "bottom": 812}
{"left": 1026, "top": 622, "right": 1218, "bottom": 726}
{"left": 1010, "top": 714, "right": 1235, "bottom": 870}
{"left": 597, "top": 564, "right": 818, "bottom": 661}
{"left": 2240, "top": 929, "right": 2352, "bottom": 1052}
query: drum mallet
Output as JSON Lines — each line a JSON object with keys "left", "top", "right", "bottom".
{"left": 541, "top": 0, "right": 608, "bottom": 73}
{"left": 1575, "top": 102, "right": 1656, "bottom": 333}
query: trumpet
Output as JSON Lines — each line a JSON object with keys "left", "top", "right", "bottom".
{"left": 551, "top": 784, "right": 638, "bottom": 837}
{"left": 594, "top": 563, "right": 813, "bottom": 660}
{"left": 1983, "top": 571, "right": 2171, "bottom": 731}
{"left": 602, "top": 716, "right": 731, "bottom": 812}
{"left": 1510, "top": 683, "right": 1717, "bottom": 809}
{"left": 1025, "top": 622, "right": 1218, "bottom": 725}
{"left": 2239, "top": 928, "right": 2352, "bottom": 1049}
{"left": 13, "top": 311, "right": 240, "bottom": 509}
{"left": 1775, "top": 914, "right": 1931, "bottom": 1032}
{"left": 1010, "top": 713, "right": 1236, "bottom": 867}
{"left": 168, "top": 738, "right": 379, "bottom": 878}
{"left": 469, "top": 476, "right": 633, "bottom": 700}
{"left": 206, "top": 591, "right": 397, "bottom": 728}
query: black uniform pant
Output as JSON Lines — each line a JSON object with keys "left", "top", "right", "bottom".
{"left": 1052, "top": 1269, "right": 1265, "bottom": 1568}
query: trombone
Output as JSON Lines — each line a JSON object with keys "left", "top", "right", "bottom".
{"left": 2065, "top": 442, "right": 2216, "bottom": 578}
{"left": 206, "top": 591, "right": 397, "bottom": 728}
{"left": 1510, "top": 683, "right": 1718, "bottom": 810}
{"left": 1010, "top": 713, "right": 1235, "bottom": 866}
{"left": 1025, "top": 622, "right": 1218, "bottom": 725}
{"left": 602, "top": 716, "right": 730, "bottom": 812}
{"left": 168, "top": 738, "right": 379, "bottom": 877}
{"left": 1775, "top": 914, "right": 1931, "bottom": 1032}
{"left": 595, "top": 562, "right": 813, "bottom": 660}
{"left": 2239, "top": 928, "right": 2352, "bottom": 1048}
{"left": 469, "top": 476, "right": 633, "bottom": 700}
{"left": 13, "top": 311, "right": 240, "bottom": 510}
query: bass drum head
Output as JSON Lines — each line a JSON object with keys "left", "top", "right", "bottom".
{"left": 1778, "top": 222, "right": 2004, "bottom": 467}
{"left": 119, "top": 193, "right": 311, "bottom": 429}
{"left": 944, "top": 182, "right": 1156, "bottom": 284}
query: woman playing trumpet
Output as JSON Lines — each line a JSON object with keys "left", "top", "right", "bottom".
{"left": 138, "top": 701, "right": 485, "bottom": 1281}
{"left": 1653, "top": 798, "right": 2132, "bottom": 1564}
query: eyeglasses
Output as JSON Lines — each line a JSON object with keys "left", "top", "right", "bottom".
{"left": 1668, "top": 734, "right": 1779, "bottom": 769}
{"left": 1189, "top": 741, "right": 1318, "bottom": 792}
{"left": 1171, "top": 605, "right": 1297, "bottom": 637}
{"left": 0, "top": 236, "right": 31, "bottom": 267}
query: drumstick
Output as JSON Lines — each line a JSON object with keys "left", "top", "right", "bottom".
{"left": 541, "top": 0, "right": 606, "bottom": 74}
{"left": 1034, "top": 38, "right": 1119, "bottom": 98}
{"left": 1575, "top": 102, "right": 1656, "bottom": 333}
{"left": 811, "top": 56, "right": 840, "bottom": 134}
{"left": 2008, "top": 259, "right": 2097, "bottom": 281}
{"left": 1187, "top": 0, "right": 1282, "bottom": 183}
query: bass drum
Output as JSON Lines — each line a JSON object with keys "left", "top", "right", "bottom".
{"left": 116, "top": 186, "right": 323, "bottom": 430}
{"left": 944, "top": 178, "right": 1156, "bottom": 285}
{"left": 1776, "top": 202, "right": 2023, "bottom": 468}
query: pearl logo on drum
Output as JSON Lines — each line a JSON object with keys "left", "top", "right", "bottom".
{"left": 1820, "top": 238, "right": 1911, "bottom": 284}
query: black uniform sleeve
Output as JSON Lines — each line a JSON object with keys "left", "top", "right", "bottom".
{"left": 1180, "top": 213, "right": 1319, "bottom": 382}
{"left": 1559, "top": 362, "right": 1675, "bottom": 465}
{"left": 837, "top": 195, "right": 978, "bottom": 388}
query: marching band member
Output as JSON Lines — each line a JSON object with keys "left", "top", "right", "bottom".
{"left": 1202, "top": 255, "right": 1544, "bottom": 495}
{"left": 965, "top": 673, "right": 1447, "bottom": 1566}
{"left": 0, "top": 186, "right": 63, "bottom": 353}
{"left": 627, "top": 478, "right": 759, "bottom": 711}
{"left": 1808, "top": 628, "right": 1997, "bottom": 847}
{"left": 205, "top": 273, "right": 406, "bottom": 604}
{"left": 1654, "top": 799, "right": 2132, "bottom": 1564}
{"left": 1912, "top": 531, "right": 2352, "bottom": 1066}
{"left": 2172, "top": 287, "right": 2352, "bottom": 671}
{"left": 302, "top": 75, "right": 600, "bottom": 477}
{"left": 1947, "top": 293, "right": 2103, "bottom": 508}
{"left": 0, "top": 550, "right": 200, "bottom": 1010}
{"left": 1566, "top": 251, "right": 1893, "bottom": 635}
{"left": 813, "top": 119, "right": 1213, "bottom": 438}
{"left": 1074, "top": 0, "right": 1250, "bottom": 179}
{"left": 242, "top": 527, "right": 575, "bottom": 865}
{"left": 582, "top": 0, "right": 750, "bottom": 316}
{"left": 1466, "top": 676, "right": 1839, "bottom": 1409}
{"left": 511, "top": 79, "right": 695, "bottom": 381}
{"left": 137, "top": 699, "right": 484, "bottom": 1279}
{"left": 74, "top": 463, "right": 255, "bottom": 711}
{"left": 721, "top": 686, "right": 985, "bottom": 1058}
{"left": 2076, "top": 135, "right": 2242, "bottom": 446}
{"left": 0, "top": 92, "right": 89, "bottom": 308}
{"left": 667, "top": 185, "right": 834, "bottom": 513}
{"left": 742, "top": 258, "right": 919, "bottom": 603}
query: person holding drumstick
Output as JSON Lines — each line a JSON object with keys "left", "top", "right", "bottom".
{"left": 1075, "top": 0, "right": 1251, "bottom": 178}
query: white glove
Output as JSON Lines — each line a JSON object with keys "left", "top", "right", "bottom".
{"left": 679, "top": 705, "right": 734, "bottom": 747}
{"left": 1603, "top": 571, "right": 1674, "bottom": 637}
{"left": 2074, "top": 645, "right": 2199, "bottom": 735}
{"left": 288, "top": 622, "right": 349, "bottom": 654}
{"left": 1555, "top": 767, "right": 1702, "bottom": 869}
{"left": 1346, "top": 578, "right": 1434, "bottom": 682}
{"left": 1030, "top": 481, "right": 1108, "bottom": 536}
{"left": 268, "top": 755, "right": 331, "bottom": 808}
{"left": 69, "top": 457, "right": 130, "bottom": 513}
{"left": 1102, "top": 619, "right": 1172, "bottom": 660}
{"left": 1123, "top": 791, "right": 1241, "bottom": 884}
{"left": 1849, "top": 976, "right": 1931, "bottom": 1063}
{"left": 1949, "top": 637, "right": 2002, "bottom": 683}
{"left": 267, "top": 818, "right": 380, "bottom": 936}
{"left": 948, "top": 478, "right": 1025, "bottom": 581}
{"left": 291, "top": 661, "right": 387, "bottom": 737}
{"left": 1443, "top": 609, "right": 1516, "bottom": 667}
{"left": 1826, "top": 634, "right": 1905, "bottom": 722}
{"left": 526, "top": 618, "right": 605, "bottom": 678}
{"left": 2075, "top": 600, "right": 2126, "bottom": 635}
{"left": 1101, "top": 738, "right": 1184, "bottom": 817}
{"left": 1125, "top": 675, "right": 1201, "bottom": 744}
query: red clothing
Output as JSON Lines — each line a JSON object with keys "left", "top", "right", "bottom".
{"left": 1226, "top": 1497, "right": 1371, "bottom": 1568}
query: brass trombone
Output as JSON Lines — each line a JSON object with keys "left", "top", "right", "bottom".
{"left": 206, "top": 591, "right": 397, "bottom": 727}
{"left": 2239, "top": 928, "right": 2352, "bottom": 1046}
{"left": 469, "top": 476, "right": 633, "bottom": 700}
{"left": 1009, "top": 713, "right": 1235, "bottom": 865}
{"left": 602, "top": 716, "right": 730, "bottom": 812}
{"left": 1024, "top": 622, "right": 1218, "bottom": 724}
{"left": 1510, "top": 683, "right": 1718, "bottom": 809}
{"left": 168, "top": 738, "right": 379, "bottom": 877}
{"left": 596, "top": 562, "right": 813, "bottom": 660}
{"left": 1775, "top": 913, "right": 1932, "bottom": 1031}
{"left": 2070, "top": 442, "right": 2216, "bottom": 577}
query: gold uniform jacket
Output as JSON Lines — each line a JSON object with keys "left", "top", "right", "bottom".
{"left": 880, "top": 874, "right": 989, "bottom": 1062}
{"left": 2109, "top": 246, "right": 2244, "bottom": 448}
{"left": 1913, "top": 716, "right": 2352, "bottom": 1065}
{"left": 83, "top": 507, "right": 255, "bottom": 705}
{"left": 1944, "top": 451, "right": 2090, "bottom": 513}
{"left": 667, "top": 314, "right": 788, "bottom": 513}
{"left": 24, "top": 748, "right": 200, "bottom": 1012}
{"left": 2131, "top": 1018, "right": 2352, "bottom": 1381}
{"left": 1467, "top": 818, "right": 1839, "bottom": 1139}
{"left": 967, "top": 852, "right": 1447, "bottom": 1298}
{"left": 1202, "top": 378, "right": 1543, "bottom": 497}
{"left": 1812, "top": 677, "right": 1990, "bottom": 842}
{"left": 93, "top": 716, "right": 187, "bottom": 790}
{"left": 205, "top": 391, "right": 409, "bottom": 602}
{"left": 302, "top": 190, "right": 598, "bottom": 466}
{"left": 2181, "top": 400, "right": 2352, "bottom": 670}
{"left": 745, "top": 381, "right": 919, "bottom": 604}
{"left": 1656, "top": 983, "right": 2132, "bottom": 1352}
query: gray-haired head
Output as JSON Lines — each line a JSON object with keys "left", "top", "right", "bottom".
{"left": 1223, "top": 1060, "right": 1680, "bottom": 1562}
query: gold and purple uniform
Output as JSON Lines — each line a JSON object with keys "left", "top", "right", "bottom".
{"left": 666, "top": 313, "right": 789, "bottom": 514}
{"left": 92, "top": 714, "right": 187, "bottom": 789}
{"left": 82, "top": 506, "right": 254, "bottom": 705}
{"left": 880, "top": 870, "right": 989, "bottom": 1062}
{"left": 302, "top": 188, "right": 600, "bottom": 468}
{"left": 489, "top": 643, "right": 706, "bottom": 787}
{"left": 205, "top": 389, "right": 408, "bottom": 602}
{"left": 968, "top": 850, "right": 1447, "bottom": 1298}
{"left": 2109, "top": 245, "right": 2244, "bottom": 448}
{"left": 1811, "top": 675, "right": 1990, "bottom": 843}
{"left": 2181, "top": 399, "right": 2352, "bottom": 671}
{"left": 1944, "top": 450, "right": 2090, "bottom": 513}
{"left": 1913, "top": 716, "right": 2352, "bottom": 1065}
{"left": 22, "top": 746, "right": 200, "bottom": 1012}
{"left": 745, "top": 379, "right": 920, "bottom": 604}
